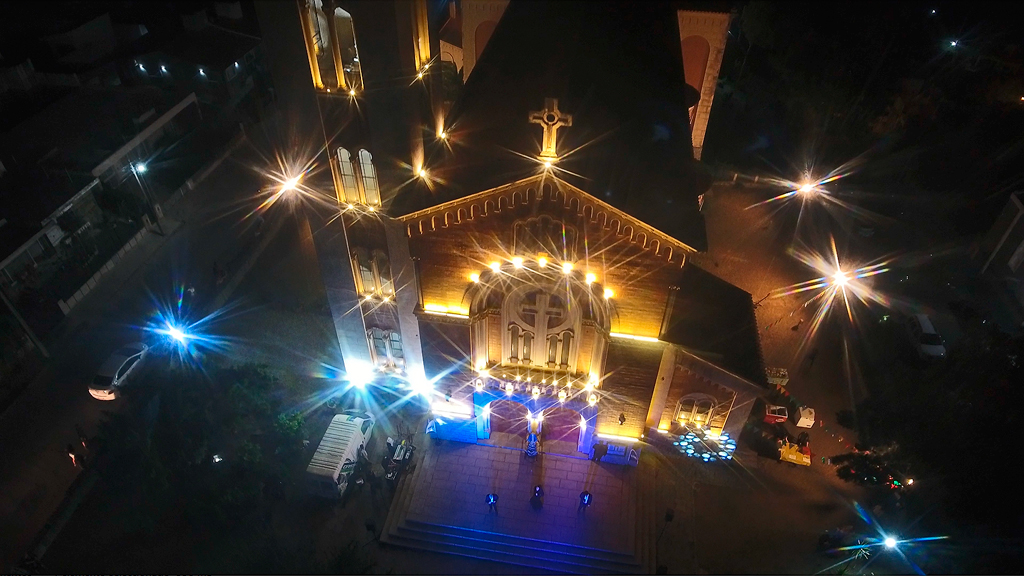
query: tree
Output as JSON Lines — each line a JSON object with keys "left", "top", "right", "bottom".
{"left": 94, "top": 363, "right": 306, "bottom": 534}
{"left": 848, "top": 321, "right": 1024, "bottom": 534}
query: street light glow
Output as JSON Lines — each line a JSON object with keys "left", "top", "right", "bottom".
{"left": 167, "top": 325, "right": 188, "bottom": 344}
{"left": 418, "top": 168, "right": 427, "bottom": 178}
{"left": 280, "top": 175, "right": 301, "bottom": 192}
{"left": 798, "top": 182, "right": 814, "bottom": 194}
{"left": 135, "top": 163, "right": 148, "bottom": 173}
{"left": 884, "top": 537, "right": 898, "bottom": 549}
{"left": 950, "top": 40, "right": 958, "bottom": 47}
{"left": 833, "top": 270, "right": 849, "bottom": 286}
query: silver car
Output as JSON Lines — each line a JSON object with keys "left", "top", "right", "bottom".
{"left": 89, "top": 343, "right": 149, "bottom": 400}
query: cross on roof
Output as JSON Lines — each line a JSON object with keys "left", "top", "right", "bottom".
{"left": 529, "top": 98, "right": 572, "bottom": 160}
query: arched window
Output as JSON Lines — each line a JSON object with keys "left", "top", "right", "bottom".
{"left": 388, "top": 331, "right": 404, "bottom": 365}
{"left": 675, "top": 394, "right": 718, "bottom": 427}
{"left": 336, "top": 148, "right": 360, "bottom": 203}
{"left": 374, "top": 252, "right": 393, "bottom": 295}
{"left": 353, "top": 251, "right": 375, "bottom": 295}
{"left": 367, "top": 328, "right": 404, "bottom": 369}
{"left": 509, "top": 325, "right": 520, "bottom": 362}
{"left": 333, "top": 7, "right": 363, "bottom": 90}
{"left": 521, "top": 331, "right": 533, "bottom": 362}
{"left": 368, "top": 328, "right": 388, "bottom": 365}
{"left": 357, "top": 149, "right": 380, "bottom": 205}
{"left": 559, "top": 331, "right": 573, "bottom": 368}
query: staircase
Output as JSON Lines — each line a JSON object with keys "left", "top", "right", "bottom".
{"left": 381, "top": 448, "right": 656, "bottom": 574}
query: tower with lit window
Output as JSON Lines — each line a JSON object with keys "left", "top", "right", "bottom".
{"left": 256, "top": 0, "right": 439, "bottom": 388}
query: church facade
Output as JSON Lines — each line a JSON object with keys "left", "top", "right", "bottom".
{"left": 256, "top": 0, "right": 759, "bottom": 465}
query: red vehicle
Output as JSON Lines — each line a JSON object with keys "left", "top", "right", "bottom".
{"left": 764, "top": 405, "right": 789, "bottom": 424}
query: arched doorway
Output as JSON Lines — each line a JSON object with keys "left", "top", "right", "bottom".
{"left": 489, "top": 399, "right": 530, "bottom": 437}
{"left": 537, "top": 405, "right": 583, "bottom": 456}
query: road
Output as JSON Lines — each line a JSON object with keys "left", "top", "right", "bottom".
{"left": 0, "top": 128, "right": 282, "bottom": 569}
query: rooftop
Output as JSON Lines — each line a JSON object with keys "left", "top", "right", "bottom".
{"left": 390, "top": 0, "right": 714, "bottom": 250}
{"left": 660, "top": 264, "right": 766, "bottom": 386}
{"left": 0, "top": 85, "right": 168, "bottom": 172}
{"left": 155, "top": 23, "right": 260, "bottom": 72}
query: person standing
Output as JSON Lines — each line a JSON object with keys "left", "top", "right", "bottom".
{"left": 530, "top": 485, "right": 544, "bottom": 510}
{"left": 578, "top": 490, "right": 592, "bottom": 513}
{"left": 592, "top": 442, "right": 608, "bottom": 462}
{"left": 486, "top": 493, "right": 499, "bottom": 514}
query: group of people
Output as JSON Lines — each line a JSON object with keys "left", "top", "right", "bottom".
{"left": 487, "top": 487, "right": 592, "bottom": 514}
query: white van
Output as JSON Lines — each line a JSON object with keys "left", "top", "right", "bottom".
{"left": 306, "top": 412, "right": 375, "bottom": 499}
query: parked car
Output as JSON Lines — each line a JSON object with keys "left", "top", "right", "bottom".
{"left": 89, "top": 343, "right": 149, "bottom": 400}
{"left": 904, "top": 314, "right": 946, "bottom": 358}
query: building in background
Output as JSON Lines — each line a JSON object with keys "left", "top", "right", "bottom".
{"left": 0, "top": 87, "right": 202, "bottom": 333}
{"left": 130, "top": 3, "right": 271, "bottom": 124}
{"left": 979, "top": 191, "right": 1024, "bottom": 308}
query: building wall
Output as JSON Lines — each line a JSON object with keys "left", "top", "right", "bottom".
{"left": 405, "top": 182, "right": 689, "bottom": 341}
{"left": 460, "top": 0, "right": 508, "bottom": 82}
{"left": 980, "top": 192, "right": 1024, "bottom": 274}
{"left": 677, "top": 10, "right": 731, "bottom": 161}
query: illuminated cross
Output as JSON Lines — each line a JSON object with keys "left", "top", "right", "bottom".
{"left": 529, "top": 98, "right": 573, "bottom": 161}
{"left": 519, "top": 292, "right": 565, "bottom": 363}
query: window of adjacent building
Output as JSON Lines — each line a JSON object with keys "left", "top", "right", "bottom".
{"left": 336, "top": 148, "right": 360, "bottom": 203}
{"left": 357, "top": 149, "right": 380, "bottom": 205}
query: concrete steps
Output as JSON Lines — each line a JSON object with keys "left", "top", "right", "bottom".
{"left": 382, "top": 445, "right": 649, "bottom": 574}
{"left": 392, "top": 520, "right": 637, "bottom": 574}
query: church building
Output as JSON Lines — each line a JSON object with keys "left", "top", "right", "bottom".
{"left": 256, "top": 0, "right": 759, "bottom": 466}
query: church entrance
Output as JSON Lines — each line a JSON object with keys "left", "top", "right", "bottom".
{"left": 483, "top": 399, "right": 583, "bottom": 455}
{"left": 489, "top": 400, "right": 530, "bottom": 438}
{"left": 536, "top": 406, "right": 582, "bottom": 456}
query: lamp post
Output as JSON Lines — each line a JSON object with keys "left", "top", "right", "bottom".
{"left": 131, "top": 162, "right": 165, "bottom": 235}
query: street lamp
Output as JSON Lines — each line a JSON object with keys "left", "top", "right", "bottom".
{"left": 131, "top": 161, "right": 164, "bottom": 235}
{"left": 884, "top": 536, "right": 898, "bottom": 549}
{"left": 280, "top": 175, "right": 301, "bottom": 193}
{"left": 832, "top": 270, "right": 849, "bottom": 286}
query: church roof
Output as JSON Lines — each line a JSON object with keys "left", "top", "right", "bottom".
{"left": 660, "top": 264, "right": 766, "bottom": 386}
{"left": 389, "top": 0, "right": 713, "bottom": 251}
{"left": 396, "top": 173, "right": 701, "bottom": 256}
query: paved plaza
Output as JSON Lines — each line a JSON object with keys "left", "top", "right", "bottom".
{"left": 403, "top": 441, "right": 637, "bottom": 554}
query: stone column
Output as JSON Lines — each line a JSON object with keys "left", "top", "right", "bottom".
{"left": 645, "top": 344, "right": 677, "bottom": 430}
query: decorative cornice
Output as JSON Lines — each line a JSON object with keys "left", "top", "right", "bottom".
{"left": 397, "top": 174, "right": 698, "bottom": 262}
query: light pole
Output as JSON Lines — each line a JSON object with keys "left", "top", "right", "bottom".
{"left": 131, "top": 162, "right": 165, "bottom": 235}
